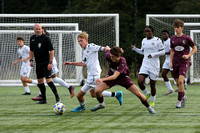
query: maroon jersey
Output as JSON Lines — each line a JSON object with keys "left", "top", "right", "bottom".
{"left": 170, "top": 34, "right": 195, "bottom": 66}
{"left": 105, "top": 50, "right": 129, "bottom": 78}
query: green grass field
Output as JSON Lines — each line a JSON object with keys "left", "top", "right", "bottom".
{"left": 1, "top": 84, "right": 200, "bottom": 133}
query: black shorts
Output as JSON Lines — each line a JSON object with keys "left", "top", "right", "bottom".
{"left": 36, "top": 61, "right": 51, "bottom": 79}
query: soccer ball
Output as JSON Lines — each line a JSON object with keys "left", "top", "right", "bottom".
{"left": 53, "top": 102, "right": 66, "bottom": 115}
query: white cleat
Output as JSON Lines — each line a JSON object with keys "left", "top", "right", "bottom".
{"left": 147, "top": 107, "right": 156, "bottom": 114}
{"left": 90, "top": 103, "right": 106, "bottom": 112}
{"left": 176, "top": 100, "right": 181, "bottom": 108}
{"left": 181, "top": 95, "right": 187, "bottom": 108}
{"left": 164, "top": 89, "right": 174, "bottom": 96}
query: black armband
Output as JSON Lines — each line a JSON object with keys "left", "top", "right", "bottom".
{"left": 30, "top": 59, "right": 33, "bottom": 62}
{"left": 49, "top": 61, "right": 53, "bottom": 64}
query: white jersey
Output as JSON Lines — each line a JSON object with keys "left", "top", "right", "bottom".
{"left": 140, "top": 37, "right": 164, "bottom": 70}
{"left": 163, "top": 38, "right": 171, "bottom": 62}
{"left": 82, "top": 43, "right": 103, "bottom": 76}
{"left": 18, "top": 45, "right": 30, "bottom": 65}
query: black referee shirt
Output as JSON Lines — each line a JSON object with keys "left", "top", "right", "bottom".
{"left": 30, "top": 34, "right": 54, "bottom": 63}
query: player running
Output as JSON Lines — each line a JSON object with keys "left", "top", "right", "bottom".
{"left": 91, "top": 46, "right": 156, "bottom": 114}
{"left": 161, "top": 29, "right": 174, "bottom": 95}
{"left": 63, "top": 32, "right": 123, "bottom": 112}
{"left": 13, "top": 36, "right": 38, "bottom": 95}
{"left": 170, "top": 19, "right": 197, "bottom": 108}
{"left": 131, "top": 26, "right": 165, "bottom": 107}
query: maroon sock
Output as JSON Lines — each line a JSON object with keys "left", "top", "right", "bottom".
{"left": 141, "top": 99, "right": 150, "bottom": 108}
{"left": 178, "top": 91, "right": 185, "bottom": 101}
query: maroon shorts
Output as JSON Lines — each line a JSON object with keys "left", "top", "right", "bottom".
{"left": 173, "top": 62, "right": 189, "bottom": 79}
{"left": 103, "top": 76, "right": 134, "bottom": 89}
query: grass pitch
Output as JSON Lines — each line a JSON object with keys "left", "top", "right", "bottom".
{"left": 0, "top": 84, "right": 200, "bottom": 133}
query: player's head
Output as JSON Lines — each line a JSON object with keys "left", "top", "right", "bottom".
{"left": 161, "top": 29, "right": 169, "bottom": 41}
{"left": 17, "top": 36, "right": 24, "bottom": 47}
{"left": 77, "top": 32, "right": 88, "bottom": 48}
{"left": 110, "top": 46, "right": 122, "bottom": 62}
{"left": 42, "top": 27, "right": 50, "bottom": 37}
{"left": 34, "top": 23, "right": 43, "bottom": 36}
{"left": 173, "top": 19, "right": 184, "bottom": 34}
{"left": 144, "top": 25, "right": 154, "bottom": 39}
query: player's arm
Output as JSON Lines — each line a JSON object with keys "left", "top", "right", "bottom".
{"left": 149, "top": 49, "right": 165, "bottom": 58}
{"left": 182, "top": 46, "right": 197, "bottom": 60}
{"left": 63, "top": 61, "right": 86, "bottom": 66}
{"left": 131, "top": 44, "right": 144, "bottom": 55}
{"left": 48, "top": 50, "right": 54, "bottom": 70}
{"left": 29, "top": 50, "right": 34, "bottom": 67}
{"left": 96, "top": 71, "right": 120, "bottom": 84}
{"left": 13, "top": 58, "right": 21, "bottom": 65}
{"left": 170, "top": 49, "right": 174, "bottom": 69}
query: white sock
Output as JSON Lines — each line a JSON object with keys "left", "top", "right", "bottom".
{"left": 151, "top": 95, "right": 156, "bottom": 102}
{"left": 143, "top": 88, "right": 149, "bottom": 95}
{"left": 24, "top": 86, "right": 30, "bottom": 93}
{"left": 80, "top": 101, "right": 85, "bottom": 107}
{"left": 165, "top": 81, "right": 173, "bottom": 90}
{"left": 32, "top": 80, "right": 38, "bottom": 84}
{"left": 102, "top": 91, "right": 112, "bottom": 97}
{"left": 52, "top": 77, "right": 70, "bottom": 88}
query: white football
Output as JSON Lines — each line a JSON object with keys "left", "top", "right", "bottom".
{"left": 53, "top": 102, "right": 66, "bottom": 115}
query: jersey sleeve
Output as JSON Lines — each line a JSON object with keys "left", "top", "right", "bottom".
{"left": 18, "top": 50, "right": 22, "bottom": 59}
{"left": 30, "top": 37, "right": 34, "bottom": 51}
{"left": 25, "top": 46, "right": 30, "bottom": 53}
{"left": 116, "top": 58, "right": 126, "bottom": 73}
{"left": 170, "top": 37, "right": 174, "bottom": 49}
{"left": 158, "top": 38, "right": 164, "bottom": 50}
{"left": 187, "top": 36, "right": 195, "bottom": 47}
{"left": 46, "top": 36, "right": 54, "bottom": 51}
{"left": 89, "top": 43, "right": 102, "bottom": 52}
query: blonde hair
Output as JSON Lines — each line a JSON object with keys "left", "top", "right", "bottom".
{"left": 78, "top": 32, "right": 88, "bottom": 39}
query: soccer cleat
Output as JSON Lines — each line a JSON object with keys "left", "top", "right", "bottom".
{"left": 147, "top": 107, "right": 156, "bottom": 114}
{"left": 181, "top": 95, "right": 187, "bottom": 108}
{"left": 71, "top": 106, "right": 86, "bottom": 112}
{"left": 36, "top": 100, "right": 47, "bottom": 104}
{"left": 68, "top": 86, "right": 75, "bottom": 98}
{"left": 115, "top": 91, "right": 123, "bottom": 106}
{"left": 32, "top": 95, "right": 42, "bottom": 101}
{"left": 149, "top": 102, "right": 155, "bottom": 108}
{"left": 164, "top": 89, "right": 174, "bottom": 96}
{"left": 56, "top": 98, "right": 62, "bottom": 103}
{"left": 145, "top": 93, "right": 150, "bottom": 100}
{"left": 175, "top": 100, "right": 181, "bottom": 108}
{"left": 90, "top": 103, "right": 106, "bottom": 112}
{"left": 22, "top": 92, "right": 31, "bottom": 95}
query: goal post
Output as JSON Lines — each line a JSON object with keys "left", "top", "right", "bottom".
{"left": 0, "top": 30, "right": 82, "bottom": 86}
{"left": 146, "top": 14, "right": 200, "bottom": 83}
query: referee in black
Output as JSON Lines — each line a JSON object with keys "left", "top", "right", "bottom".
{"left": 29, "top": 23, "right": 61, "bottom": 104}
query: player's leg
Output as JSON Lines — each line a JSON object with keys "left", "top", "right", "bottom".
{"left": 149, "top": 79, "right": 156, "bottom": 107}
{"left": 37, "top": 78, "right": 47, "bottom": 104}
{"left": 162, "top": 68, "right": 174, "bottom": 95}
{"left": 21, "top": 75, "right": 31, "bottom": 95}
{"left": 71, "top": 84, "right": 90, "bottom": 112}
{"left": 127, "top": 84, "right": 156, "bottom": 114}
{"left": 51, "top": 74, "right": 75, "bottom": 98}
{"left": 176, "top": 75, "right": 187, "bottom": 108}
{"left": 22, "top": 77, "right": 38, "bottom": 85}
{"left": 91, "top": 82, "right": 110, "bottom": 111}
{"left": 138, "top": 74, "right": 150, "bottom": 99}
{"left": 90, "top": 89, "right": 123, "bottom": 106}
{"left": 46, "top": 78, "right": 61, "bottom": 103}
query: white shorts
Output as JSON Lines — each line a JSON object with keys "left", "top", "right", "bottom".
{"left": 20, "top": 63, "right": 32, "bottom": 77}
{"left": 139, "top": 66, "right": 159, "bottom": 81}
{"left": 162, "top": 60, "right": 170, "bottom": 70}
{"left": 81, "top": 75, "right": 100, "bottom": 93}
{"left": 51, "top": 62, "right": 59, "bottom": 76}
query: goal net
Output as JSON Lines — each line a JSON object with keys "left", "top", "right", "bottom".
{"left": 0, "top": 14, "right": 119, "bottom": 86}
{"left": 0, "top": 30, "right": 82, "bottom": 86}
{"left": 146, "top": 14, "right": 200, "bottom": 83}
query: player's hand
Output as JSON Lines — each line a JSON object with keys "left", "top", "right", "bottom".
{"left": 96, "top": 79, "right": 103, "bottom": 85}
{"left": 182, "top": 54, "right": 190, "bottom": 60}
{"left": 170, "top": 63, "right": 173, "bottom": 70}
{"left": 13, "top": 62, "right": 17, "bottom": 66}
{"left": 23, "top": 58, "right": 28, "bottom": 62}
{"left": 63, "top": 61, "right": 72, "bottom": 65}
{"left": 148, "top": 54, "right": 152, "bottom": 58}
{"left": 30, "top": 61, "right": 34, "bottom": 67}
{"left": 120, "top": 48, "right": 124, "bottom": 54}
{"left": 130, "top": 44, "right": 135, "bottom": 49}
{"left": 104, "top": 46, "right": 111, "bottom": 51}
{"left": 48, "top": 64, "right": 52, "bottom": 70}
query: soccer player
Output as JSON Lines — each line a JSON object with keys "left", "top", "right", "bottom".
{"left": 31, "top": 27, "right": 74, "bottom": 101}
{"left": 131, "top": 26, "right": 165, "bottom": 107}
{"left": 29, "top": 23, "right": 61, "bottom": 104}
{"left": 170, "top": 19, "right": 197, "bottom": 108}
{"left": 91, "top": 46, "right": 156, "bottom": 114}
{"left": 161, "top": 29, "right": 174, "bottom": 95}
{"left": 63, "top": 32, "right": 123, "bottom": 112}
{"left": 13, "top": 36, "right": 38, "bottom": 95}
